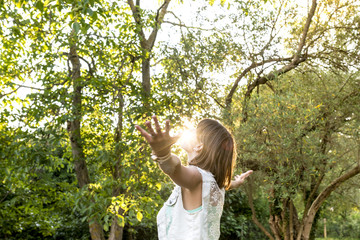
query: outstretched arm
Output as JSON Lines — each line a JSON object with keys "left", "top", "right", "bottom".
{"left": 229, "top": 170, "right": 253, "bottom": 190}
{"left": 135, "top": 116, "right": 202, "bottom": 191}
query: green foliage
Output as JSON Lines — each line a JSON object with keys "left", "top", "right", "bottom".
{"left": 0, "top": 122, "right": 90, "bottom": 239}
{"left": 315, "top": 188, "right": 360, "bottom": 239}
{"left": 220, "top": 190, "right": 268, "bottom": 239}
{"left": 230, "top": 68, "right": 359, "bottom": 238}
{"left": 234, "top": 69, "right": 359, "bottom": 199}
{"left": 316, "top": 238, "right": 360, "bottom": 240}
{"left": 0, "top": 0, "right": 206, "bottom": 238}
{"left": 1, "top": 0, "right": 360, "bottom": 239}
{"left": 316, "top": 210, "right": 360, "bottom": 239}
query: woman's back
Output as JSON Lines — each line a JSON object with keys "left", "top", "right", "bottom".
{"left": 157, "top": 167, "right": 225, "bottom": 240}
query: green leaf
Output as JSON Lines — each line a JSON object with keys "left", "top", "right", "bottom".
{"left": 136, "top": 211, "right": 143, "bottom": 222}
{"left": 73, "top": 22, "right": 80, "bottom": 33}
{"left": 35, "top": 1, "right": 44, "bottom": 11}
{"left": 103, "top": 222, "right": 109, "bottom": 232}
{"left": 87, "top": 8, "right": 94, "bottom": 16}
{"left": 15, "top": 0, "right": 24, "bottom": 8}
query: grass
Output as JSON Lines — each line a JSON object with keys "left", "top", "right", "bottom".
{"left": 315, "top": 238, "right": 360, "bottom": 240}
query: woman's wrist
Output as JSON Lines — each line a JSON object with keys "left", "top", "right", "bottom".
{"left": 152, "top": 148, "right": 171, "bottom": 158}
{"left": 151, "top": 151, "right": 172, "bottom": 163}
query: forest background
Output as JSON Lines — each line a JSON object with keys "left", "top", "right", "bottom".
{"left": 0, "top": 0, "right": 359, "bottom": 239}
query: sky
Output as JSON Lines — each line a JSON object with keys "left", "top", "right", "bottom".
{"left": 3, "top": 0, "right": 314, "bottom": 124}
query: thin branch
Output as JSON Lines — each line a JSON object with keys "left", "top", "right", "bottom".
{"left": 338, "top": 73, "right": 355, "bottom": 93}
{"left": 85, "top": 33, "right": 119, "bottom": 39}
{"left": 13, "top": 84, "right": 44, "bottom": 91}
{"left": 293, "top": 0, "right": 317, "bottom": 63}
{"left": 253, "top": 0, "right": 284, "bottom": 58}
{"left": 163, "top": 20, "right": 217, "bottom": 31}
{"left": 78, "top": 56, "right": 94, "bottom": 77}
{"left": 0, "top": 86, "right": 21, "bottom": 98}
{"left": 0, "top": 191, "right": 10, "bottom": 204}
{"left": 198, "top": 87, "right": 226, "bottom": 109}
{"left": 113, "top": 58, "right": 127, "bottom": 87}
{"left": 155, "top": 0, "right": 168, "bottom": 23}
{"left": 225, "top": 57, "right": 292, "bottom": 107}
{"left": 163, "top": 20, "right": 212, "bottom": 31}
{"left": 265, "top": 81, "right": 276, "bottom": 93}
{"left": 122, "top": 58, "right": 136, "bottom": 90}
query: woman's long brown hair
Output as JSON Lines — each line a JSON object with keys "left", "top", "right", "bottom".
{"left": 189, "top": 119, "right": 236, "bottom": 189}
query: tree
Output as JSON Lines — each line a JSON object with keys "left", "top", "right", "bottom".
{"left": 234, "top": 69, "right": 360, "bottom": 240}
{"left": 0, "top": 0, "right": 191, "bottom": 239}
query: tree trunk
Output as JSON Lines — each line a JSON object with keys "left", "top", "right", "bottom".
{"left": 68, "top": 44, "right": 90, "bottom": 188}
{"left": 289, "top": 201, "right": 294, "bottom": 240}
{"left": 246, "top": 179, "right": 275, "bottom": 240}
{"left": 89, "top": 222, "right": 106, "bottom": 240}
{"left": 68, "top": 31, "right": 105, "bottom": 240}
{"left": 108, "top": 91, "right": 126, "bottom": 240}
{"left": 108, "top": 216, "right": 124, "bottom": 240}
{"left": 142, "top": 56, "right": 151, "bottom": 97}
{"left": 127, "top": 0, "right": 172, "bottom": 102}
{"left": 299, "top": 164, "right": 360, "bottom": 240}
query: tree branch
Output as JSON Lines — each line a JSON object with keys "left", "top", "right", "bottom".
{"left": 239, "top": 0, "right": 318, "bottom": 121}
{"left": 225, "top": 57, "right": 292, "bottom": 107}
{"left": 78, "top": 56, "right": 94, "bottom": 77}
{"left": 0, "top": 86, "right": 21, "bottom": 98}
{"left": 301, "top": 164, "right": 360, "bottom": 238}
{"left": 147, "top": 0, "right": 171, "bottom": 50}
{"left": 127, "top": 0, "right": 146, "bottom": 40}
{"left": 246, "top": 177, "right": 275, "bottom": 240}
{"left": 293, "top": 0, "right": 317, "bottom": 63}
{"left": 163, "top": 20, "right": 217, "bottom": 31}
{"left": 13, "top": 84, "right": 44, "bottom": 91}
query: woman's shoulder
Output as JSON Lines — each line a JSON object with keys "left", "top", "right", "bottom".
{"left": 192, "top": 166, "right": 216, "bottom": 182}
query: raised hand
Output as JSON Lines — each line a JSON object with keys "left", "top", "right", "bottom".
{"left": 135, "top": 116, "right": 181, "bottom": 157}
{"left": 230, "top": 170, "right": 253, "bottom": 189}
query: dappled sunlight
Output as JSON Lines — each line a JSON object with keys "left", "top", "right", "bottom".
{"left": 1, "top": 0, "right": 360, "bottom": 239}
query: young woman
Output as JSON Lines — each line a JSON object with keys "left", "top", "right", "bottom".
{"left": 135, "top": 116, "right": 253, "bottom": 240}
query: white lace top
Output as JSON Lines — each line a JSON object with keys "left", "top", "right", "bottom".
{"left": 157, "top": 167, "right": 225, "bottom": 240}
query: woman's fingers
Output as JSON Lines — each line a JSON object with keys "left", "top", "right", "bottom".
{"left": 135, "top": 125, "right": 152, "bottom": 142}
{"left": 137, "top": 117, "right": 181, "bottom": 147}
{"left": 152, "top": 116, "right": 163, "bottom": 134}
{"left": 145, "top": 120, "right": 156, "bottom": 136}
{"left": 243, "top": 170, "right": 253, "bottom": 178}
{"left": 240, "top": 170, "right": 253, "bottom": 180}
{"left": 234, "top": 170, "right": 253, "bottom": 183}
{"left": 165, "top": 119, "right": 170, "bottom": 135}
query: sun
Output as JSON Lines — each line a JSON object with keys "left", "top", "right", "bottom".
{"left": 177, "top": 118, "right": 197, "bottom": 145}
{"left": 182, "top": 118, "right": 197, "bottom": 129}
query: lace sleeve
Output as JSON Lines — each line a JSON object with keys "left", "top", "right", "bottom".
{"left": 210, "top": 181, "right": 223, "bottom": 206}
{"left": 207, "top": 181, "right": 224, "bottom": 239}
